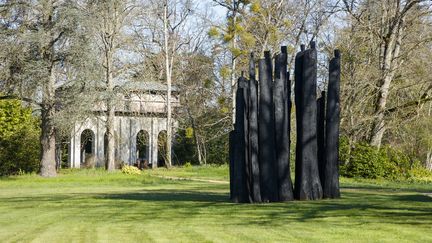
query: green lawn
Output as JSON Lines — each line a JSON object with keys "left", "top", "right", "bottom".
{"left": 0, "top": 167, "right": 431, "bottom": 243}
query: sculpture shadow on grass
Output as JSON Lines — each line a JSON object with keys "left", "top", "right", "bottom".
{"left": 100, "top": 189, "right": 228, "bottom": 203}
{"left": 1, "top": 188, "right": 431, "bottom": 227}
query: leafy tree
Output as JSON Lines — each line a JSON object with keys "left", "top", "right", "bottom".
{"left": 0, "top": 0, "right": 96, "bottom": 176}
{"left": 0, "top": 99, "right": 40, "bottom": 176}
{"left": 86, "top": 0, "right": 137, "bottom": 170}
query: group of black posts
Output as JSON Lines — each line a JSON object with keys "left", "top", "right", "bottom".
{"left": 229, "top": 42, "right": 341, "bottom": 203}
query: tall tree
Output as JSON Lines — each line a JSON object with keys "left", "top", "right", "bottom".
{"left": 341, "top": 0, "right": 432, "bottom": 147}
{"left": 134, "top": 0, "right": 193, "bottom": 167}
{"left": 0, "top": 0, "right": 93, "bottom": 177}
{"left": 87, "top": 0, "right": 136, "bottom": 170}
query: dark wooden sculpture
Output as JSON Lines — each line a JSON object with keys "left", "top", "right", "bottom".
{"left": 248, "top": 53, "right": 262, "bottom": 203}
{"left": 258, "top": 51, "right": 278, "bottom": 202}
{"left": 294, "top": 42, "right": 323, "bottom": 200}
{"left": 323, "top": 50, "right": 341, "bottom": 199}
{"left": 317, "top": 91, "right": 326, "bottom": 184}
{"left": 231, "top": 77, "right": 249, "bottom": 203}
{"left": 229, "top": 44, "right": 340, "bottom": 203}
{"left": 274, "top": 47, "right": 294, "bottom": 201}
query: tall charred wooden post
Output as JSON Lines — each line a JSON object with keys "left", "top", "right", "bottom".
{"left": 323, "top": 50, "right": 341, "bottom": 199}
{"left": 294, "top": 42, "right": 323, "bottom": 200}
{"left": 317, "top": 91, "right": 326, "bottom": 184}
{"left": 259, "top": 51, "right": 278, "bottom": 202}
{"left": 294, "top": 44, "right": 305, "bottom": 200}
{"left": 248, "top": 53, "right": 262, "bottom": 202}
{"left": 231, "top": 77, "right": 249, "bottom": 203}
{"left": 274, "top": 46, "right": 294, "bottom": 201}
{"left": 241, "top": 75, "right": 253, "bottom": 202}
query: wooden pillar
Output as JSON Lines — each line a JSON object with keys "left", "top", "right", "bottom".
{"left": 231, "top": 77, "right": 249, "bottom": 203}
{"left": 294, "top": 42, "right": 323, "bottom": 200}
{"left": 274, "top": 46, "right": 294, "bottom": 201}
{"left": 258, "top": 51, "right": 278, "bottom": 202}
{"left": 323, "top": 50, "right": 341, "bottom": 199}
{"left": 248, "top": 53, "right": 261, "bottom": 203}
{"left": 317, "top": 91, "right": 326, "bottom": 184}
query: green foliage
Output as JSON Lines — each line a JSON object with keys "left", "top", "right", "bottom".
{"left": 207, "top": 26, "right": 219, "bottom": 37}
{"left": 219, "top": 66, "right": 231, "bottom": 79}
{"left": 250, "top": 1, "right": 261, "bottom": 13}
{"left": 0, "top": 99, "right": 40, "bottom": 176}
{"left": 342, "top": 142, "right": 397, "bottom": 179}
{"left": 205, "top": 132, "right": 229, "bottom": 165}
{"left": 173, "top": 129, "right": 197, "bottom": 165}
{"left": 185, "top": 127, "right": 194, "bottom": 139}
{"left": 229, "top": 47, "right": 242, "bottom": 57}
{"left": 184, "top": 162, "right": 192, "bottom": 168}
{"left": 406, "top": 161, "right": 432, "bottom": 183}
{"left": 223, "top": 33, "right": 234, "bottom": 42}
{"left": 121, "top": 165, "right": 141, "bottom": 175}
{"left": 339, "top": 140, "right": 425, "bottom": 180}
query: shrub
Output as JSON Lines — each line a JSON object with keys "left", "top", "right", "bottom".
{"left": 407, "top": 163, "right": 432, "bottom": 183}
{"left": 184, "top": 161, "right": 192, "bottom": 168}
{"left": 0, "top": 99, "right": 40, "bottom": 176}
{"left": 341, "top": 142, "right": 398, "bottom": 179}
{"left": 121, "top": 165, "right": 141, "bottom": 175}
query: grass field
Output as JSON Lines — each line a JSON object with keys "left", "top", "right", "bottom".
{"left": 0, "top": 166, "right": 431, "bottom": 243}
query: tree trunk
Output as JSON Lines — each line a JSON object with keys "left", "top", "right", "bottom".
{"left": 230, "top": 3, "right": 238, "bottom": 125}
{"left": 40, "top": 71, "right": 57, "bottom": 177}
{"left": 106, "top": 48, "right": 115, "bottom": 171}
{"left": 106, "top": 102, "right": 115, "bottom": 170}
{"left": 369, "top": 5, "right": 405, "bottom": 148}
{"left": 202, "top": 139, "right": 207, "bottom": 165}
{"left": 195, "top": 130, "right": 203, "bottom": 165}
{"left": 164, "top": 2, "right": 172, "bottom": 167}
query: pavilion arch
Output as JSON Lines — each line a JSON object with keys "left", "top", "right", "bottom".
{"left": 80, "top": 129, "right": 95, "bottom": 168}
{"left": 157, "top": 130, "right": 167, "bottom": 167}
{"left": 136, "top": 130, "right": 150, "bottom": 166}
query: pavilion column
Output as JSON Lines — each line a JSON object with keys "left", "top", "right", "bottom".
{"left": 96, "top": 120, "right": 105, "bottom": 167}
{"left": 72, "top": 127, "right": 81, "bottom": 168}
{"left": 68, "top": 130, "right": 75, "bottom": 168}
{"left": 130, "top": 133, "right": 137, "bottom": 166}
{"left": 151, "top": 118, "right": 158, "bottom": 168}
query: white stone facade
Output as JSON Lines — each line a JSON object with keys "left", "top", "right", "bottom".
{"left": 67, "top": 82, "right": 179, "bottom": 169}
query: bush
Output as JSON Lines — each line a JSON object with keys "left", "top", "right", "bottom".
{"left": 340, "top": 139, "right": 432, "bottom": 181}
{"left": 121, "top": 165, "right": 141, "bottom": 175}
{"left": 340, "top": 142, "right": 399, "bottom": 179}
{"left": 184, "top": 161, "right": 192, "bottom": 168}
{"left": 0, "top": 99, "right": 40, "bottom": 176}
{"left": 407, "top": 163, "right": 432, "bottom": 183}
